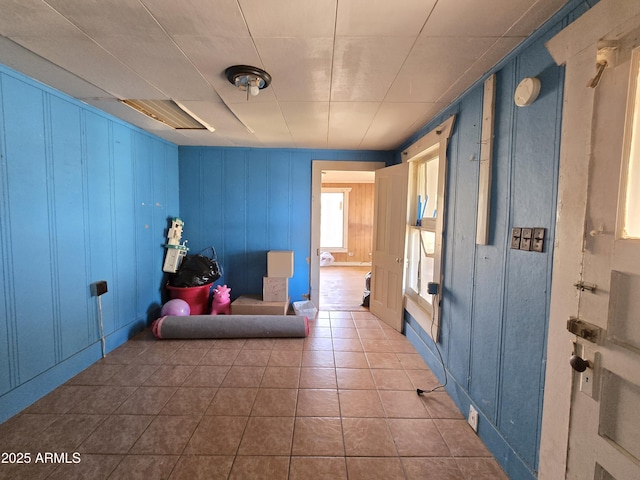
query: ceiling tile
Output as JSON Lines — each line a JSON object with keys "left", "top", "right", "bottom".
{"left": 141, "top": 0, "right": 250, "bottom": 37}
{"left": 238, "top": 0, "right": 336, "bottom": 37}
{"left": 280, "top": 102, "right": 330, "bottom": 148}
{"left": 0, "top": 36, "right": 110, "bottom": 99}
{"left": 256, "top": 37, "right": 334, "bottom": 101}
{"left": 422, "top": 0, "right": 545, "bottom": 38}
{"left": 385, "top": 36, "right": 498, "bottom": 103}
{"left": 331, "top": 37, "right": 415, "bottom": 102}
{"left": 336, "top": 0, "right": 436, "bottom": 36}
{"left": 328, "top": 102, "right": 379, "bottom": 149}
{"left": 362, "top": 102, "right": 445, "bottom": 150}
{"left": 226, "top": 101, "right": 294, "bottom": 146}
{"left": 506, "top": 0, "right": 568, "bottom": 37}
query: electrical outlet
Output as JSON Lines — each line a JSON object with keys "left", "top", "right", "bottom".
{"left": 468, "top": 405, "right": 479, "bottom": 432}
{"left": 90, "top": 280, "right": 108, "bottom": 297}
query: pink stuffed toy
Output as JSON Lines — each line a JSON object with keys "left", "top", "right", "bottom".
{"left": 210, "top": 284, "right": 231, "bottom": 315}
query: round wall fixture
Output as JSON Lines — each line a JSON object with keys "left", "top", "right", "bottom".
{"left": 225, "top": 65, "right": 272, "bottom": 97}
{"left": 514, "top": 77, "right": 541, "bottom": 107}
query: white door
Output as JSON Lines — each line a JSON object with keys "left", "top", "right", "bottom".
{"left": 566, "top": 27, "right": 640, "bottom": 480}
{"left": 370, "top": 162, "right": 408, "bottom": 331}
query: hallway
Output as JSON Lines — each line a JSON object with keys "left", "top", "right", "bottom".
{"left": 0, "top": 310, "right": 506, "bottom": 479}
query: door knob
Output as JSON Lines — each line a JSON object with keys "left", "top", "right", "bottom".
{"left": 569, "top": 355, "right": 592, "bottom": 372}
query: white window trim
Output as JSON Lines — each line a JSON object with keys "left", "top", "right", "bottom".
{"left": 402, "top": 115, "right": 455, "bottom": 342}
{"left": 320, "top": 187, "right": 352, "bottom": 252}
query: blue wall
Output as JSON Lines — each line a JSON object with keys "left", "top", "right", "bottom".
{"left": 0, "top": 66, "right": 179, "bottom": 422}
{"left": 400, "top": 2, "right": 594, "bottom": 479}
{"left": 178, "top": 147, "right": 393, "bottom": 302}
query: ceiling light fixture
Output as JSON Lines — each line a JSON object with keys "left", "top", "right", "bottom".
{"left": 225, "top": 65, "right": 272, "bottom": 99}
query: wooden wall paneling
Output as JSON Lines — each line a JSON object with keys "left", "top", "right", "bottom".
{"left": 322, "top": 182, "right": 374, "bottom": 263}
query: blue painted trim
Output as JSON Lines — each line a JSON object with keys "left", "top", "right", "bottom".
{"left": 405, "top": 317, "right": 536, "bottom": 480}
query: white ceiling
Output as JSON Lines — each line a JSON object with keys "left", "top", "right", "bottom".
{"left": 0, "top": 0, "right": 567, "bottom": 150}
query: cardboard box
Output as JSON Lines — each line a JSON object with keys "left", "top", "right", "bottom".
{"left": 267, "top": 250, "right": 294, "bottom": 278}
{"left": 263, "top": 277, "right": 288, "bottom": 302}
{"left": 231, "top": 295, "right": 289, "bottom": 315}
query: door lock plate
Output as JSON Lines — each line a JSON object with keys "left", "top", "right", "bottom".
{"left": 567, "top": 317, "right": 602, "bottom": 343}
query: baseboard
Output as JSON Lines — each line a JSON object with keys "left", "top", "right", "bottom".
{"left": 0, "top": 318, "right": 147, "bottom": 424}
{"left": 404, "top": 315, "right": 537, "bottom": 480}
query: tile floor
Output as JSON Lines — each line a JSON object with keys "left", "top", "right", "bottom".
{"left": 0, "top": 310, "right": 508, "bottom": 479}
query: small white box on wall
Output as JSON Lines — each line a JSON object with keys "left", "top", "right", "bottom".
{"left": 267, "top": 250, "right": 294, "bottom": 278}
{"left": 263, "top": 277, "right": 288, "bottom": 302}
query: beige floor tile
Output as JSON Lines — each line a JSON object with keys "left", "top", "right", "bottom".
{"left": 289, "top": 457, "right": 347, "bottom": 480}
{"left": 228, "top": 456, "right": 289, "bottom": 480}
{"left": 46, "top": 454, "right": 123, "bottom": 480}
{"left": 79, "top": 414, "right": 153, "bottom": 454}
{"left": 234, "top": 349, "right": 271, "bottom": 366}
{"left": 334, "top": 351, "right": 369, "bottom": 368}
{"left": 238, "top": 416, "right": 295, "bottom": 455}
{"left": 296, "top": 388, "right": 340, "bottom": 416}
{"left": 130, "top": 415, "right": 200, "bottom": 454}
{"left": 242, "top": 338, "right": 276, "bottom": 350}
{"left": 160, "top": 386, "right": 216, "bottom": 415}
{"left": 299, "top": 367, "right": 337, "bottom": 389}
{"left": 371, "top": 369, "right": 414, "bottom": 390}
{"left": 332, "top": 327, "right": 359, "bottom": 339}
{"left": 357, "top": 328, "right": 388, "bottom": 339}
{"left": 365, "top": 352, "right": 402, "bottom": 369}
{"left": 182, "top": 365, "right": 230, "bottom": 387}
{"left": 115, "top": 386, "right": 176, "bottom": 415}
{"left": 339, "top": 389, "right": 385, "bottom": 417}
{"left": 342, "top": 418, "right": 398, "bottom": 456}
{"left": 272, "top": 338, "right": 305, "bottom": 351}
{"left": 303, "top": 335, "right": 334, "bottom": 349}
{"left": 388, "top": 418, "right": 451, "bottom": 456}
{"left": 333, "top": 338, "right": 364, "bottom": 352}
{"left": 67, "top": 386, "right": 135, "bottom": 415}
{"left": 220, "top": 366, "right": 265, "bottom": 387}
{"left": 23, "top": 385, "right": 93, "bottom": 414}
{"left": 106, "top": 364, "right": 160, "bottom": 386}
{"left": 107, "top": 454, "right": 178, "bottom": 480}
{"left": 260, "top": 366, "right": 301, "bottom": 388}
{"left": 421, "top": 392, "right": 466, "bottom": 419}
{"left": 163, "top": 348, "right": 207, "bottom": 366}
{"left": 268, "top": 349, "right": 303, "bottom": 367}
{"left": 251, "top": 388, "right": 298, "bottom": 416}
{"left": 27, "top": 414, "right": 106, "bottom": 452}
{"left": 402, "top": 457, "right": 466, "bottom": 480}
{"left": 455, "top": 457, "right": 509, "bottom": 479}
{"left": 206, "top": 387, "right": 258, "bottom": 416}
{"left": 397, "top": 352, "right": 431, "bottom": 369}
{"left": 434, "top": 419, "right": 492, "bottom": 457}
{"left": 292, "top": 417, "right": 344, "bottom": 456}
{"left": 0, "top": 413, "right": 59, "bottom": 450}
{"left": 336, "top": 368, "right": 375, "bottom": 389}
{"left": 65, "top": 362, "right": 123, "bottom": 385}
{"left": 168, "top": 455, "right": 234, "bottom": 480}
{"left": 302, "top": 350, "right": 335, "bottom": 367}
{"left": 143, "top": 365, "right": 195, "bottom": 386}
{"left": 184, "top": 415, "right": 248, "bottom": 455}
{"left": 379, "top": 390, "right": 430, "bottom": 418}
{"left": 199, "top": 348, "right": 240, "bottom": 365}
{"left": 345, "top": 457, "right": 405, "bottom": 480}
{"left": 361, "top": 339, "right": 394, "bottom": 353}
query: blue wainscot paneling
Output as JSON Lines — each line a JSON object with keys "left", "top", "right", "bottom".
{"left": 0, "top": 64, "right": 179, "bottom": 423}
{"left": 178, "top": 147, "right": 393, "bottom": 303}
{"left": 396, "top": 2, "right": 584, "bottom": 478}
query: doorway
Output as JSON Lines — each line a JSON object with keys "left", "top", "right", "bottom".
{"left": 310, "top": 161, "right": 385, "bottom": 310}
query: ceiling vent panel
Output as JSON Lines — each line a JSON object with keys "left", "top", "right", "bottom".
{"left": 120, "top": 99, "right": 215, "bottom": 131}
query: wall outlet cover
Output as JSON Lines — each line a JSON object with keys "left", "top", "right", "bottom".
{"left": 468, "top": 405, "right": 479, "bottom": 432}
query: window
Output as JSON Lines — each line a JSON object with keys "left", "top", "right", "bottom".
{"left": 623, "top": 50, "right": 640, "bottom": 239}
{"left": 401, "top": 116, "right": 455, "bottom": 341}
{"left": 406, "top": 150, "right": 439, "bottom": 305}
{"left": 320, "top": 188, "right": 351, "bottom": 251}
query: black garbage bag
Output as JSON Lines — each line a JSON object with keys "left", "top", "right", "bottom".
{"left": 170, "top": 247, "right": 221, "bottom": 287}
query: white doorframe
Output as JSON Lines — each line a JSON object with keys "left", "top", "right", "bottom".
{"left": 540, "top": 1, "right": 640, "bottom": 478}
{"left": 310, "top": 160, "right": 386, "bottom": 309}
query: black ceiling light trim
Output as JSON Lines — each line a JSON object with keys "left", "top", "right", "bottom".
{"left": 225, "top": 65, "right": 272, "bottom": 96}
